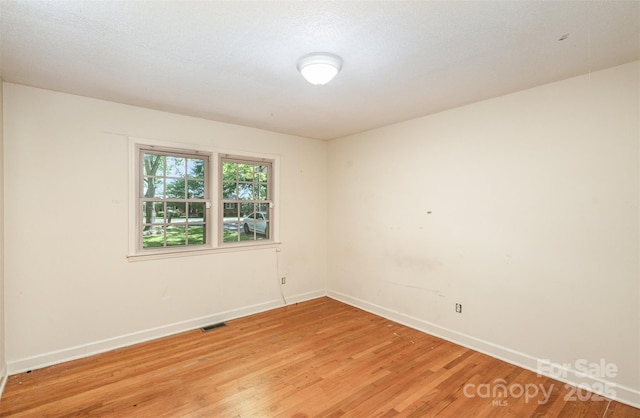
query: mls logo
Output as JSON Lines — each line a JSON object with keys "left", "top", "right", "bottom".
{"left": 492, "top": 399, "right": 508, "bottom": 407}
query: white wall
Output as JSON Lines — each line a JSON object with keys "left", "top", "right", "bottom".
{"left": 3, "top": 62, "right": 639, "bottom": 405}
{"left": 3, "top": 83, "right": 327, "bottom": 371}
{"left": 328, "top": 61, "right": 640, "bottom": 405}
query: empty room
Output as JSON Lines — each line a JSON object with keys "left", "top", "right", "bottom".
{"left": 0, "top": 1, "right": 638, "bottom": 416}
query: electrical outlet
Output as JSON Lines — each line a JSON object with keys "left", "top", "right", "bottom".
{"left": 281, "top": 277, "right": 286, "bottom": 285}
{"left": 455, "top": 303, "right": 462, "bottom": 313}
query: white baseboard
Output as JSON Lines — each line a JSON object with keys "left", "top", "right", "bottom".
{"left": 0, "top": 363, "right": 7, "bottom": 398}
{"left": 327, "top": 290, "right": 640, "bottom": 409}
{"left": 7, "top": 289, "right": 326, "bottom": 376}
{"left": 284, "top": 289, "right": 326, "bottom": 305}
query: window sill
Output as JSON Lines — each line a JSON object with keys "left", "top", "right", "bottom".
{"left": 127, "top": 241, "right": 282, "bottom": 262}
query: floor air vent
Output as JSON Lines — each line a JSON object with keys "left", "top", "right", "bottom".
{"left": 201, "top": 322, "right": 227, "bottom": 332}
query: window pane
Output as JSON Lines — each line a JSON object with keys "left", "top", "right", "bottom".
{"left": 238, "top": 183, "right": 252, "bottom": 200}
{"left": 242, "top": 217, "right": 255, "bottom": 239}
{"left": 222, "top": 162, "right": 236, "bottom": 181}
{"left": 257, "top": 203, "right": 269, "bottom": 239}
{"left": 187, "top": 180, "right": 205, "bottom": 199}
{"left": 255, "top": 165, "right": 268, "bottom": 182}
{"left": 153, "top": 202, "right": 165, "bottom": 224}
{"left": 238, "top": 164, "right": 253, "bottom": 181}
{"left": 143, "top": 226, "right": 165, "bottom": 248}
{"left": 240, "top": 202, "right": 253, "bottom": 218}
{"left": 164, "top": 225, "right": 186, "bottom": 246}
{"left": 188, "top": 225, "right": 205, "bottom": 245}
{"left": 166, "top": 178, "right": 186, "bottom": 199}
{"left": 222, "top": 203, "right": 239, "bottom": 221}
{"left": 142, "top": 202, "right": 153, "bottom": 225}
{"left": 256, "top": 226, "right": 268, "bottom": 240}
{"left": 223, "top": 222, "right": 240, "bottom": 242}
{"left": 166, "top": 156, "right": 186, "bottom": 177}
{"left": 222, "top": 181, "right": 236, "bottom": 200}
{"left": 238, "top": 203, "right": 270, "bottom": 241}
{"left": 168, "top": 202, "right": 186, "bottom": 222}
{"left": 188, "top": 203, "right": 205, "bottom": 221}
{"left": 143, "top": 177, "right": 164, "bottom": 198}
{"left": 223, "top": 202, "right": 238, "bottom": 219}
{"left": 258, "top": 184, "right": 267, "bottom": 200}
{"left": 142, "top": 202, "right": 165, "bottom": 225}
{"left": 187, "top": 159, "right": 205, "bottom": 179}
{"left": 256, "top": 203, "right": 269, "bottom": 215}
{"left": 239, "top": 203, "right": 253, "bottom": 241}
{"left": 239, "top": 231, "right": 250, "bottom": 242}
{"left": 143, "top": 154, "right": 165, "bottom": 176}
{"left": 251, "top": 183, "right": 260, "bottom": 200}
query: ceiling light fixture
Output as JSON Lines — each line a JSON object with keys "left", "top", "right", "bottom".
{"left": 297, "top": 52, "right": 343, "bottom": 85}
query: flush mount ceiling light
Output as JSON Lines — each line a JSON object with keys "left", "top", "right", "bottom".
{"left": 297, "top": 52, "right": 343, "bottom": 85}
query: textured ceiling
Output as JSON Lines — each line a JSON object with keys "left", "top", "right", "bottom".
{"left": 0, "top": 1, "right": 638, "bottom": 140}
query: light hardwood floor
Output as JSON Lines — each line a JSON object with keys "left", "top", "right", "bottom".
{"left": 1, "top": 297, "right": 638, "bottom": 417}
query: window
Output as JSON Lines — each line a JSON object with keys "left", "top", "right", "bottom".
{"left": 138, "top": 146, "right": 210, "bottom": 250}
{"left": 130, "top": 138, "right": 278, "bottom": 259}
{"left": 220, "top": 156, "right": 273, "bottom": 243}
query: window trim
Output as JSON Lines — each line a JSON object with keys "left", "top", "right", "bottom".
{"left": 127, "top": 137, "right": 280, "bottom": 260}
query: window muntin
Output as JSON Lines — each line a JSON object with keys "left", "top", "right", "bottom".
{"left": 221, "top": 157, "right": 272, "bottom": 243}
{"left": 139, "top": 148, "right": 209, "bottom": 250}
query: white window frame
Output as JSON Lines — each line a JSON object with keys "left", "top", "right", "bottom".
{"left": 219, "top": 154, "right": 274, "bottom": 246}
{"left": 136, "top": 144, "right": 211, "bottom": 252}
{"left": 128, "top": 137, "right": 280, "bottom": 261}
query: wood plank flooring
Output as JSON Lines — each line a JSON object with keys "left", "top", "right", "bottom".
{"left": 1, "top": 297, "right": 638, "bottom": 417}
